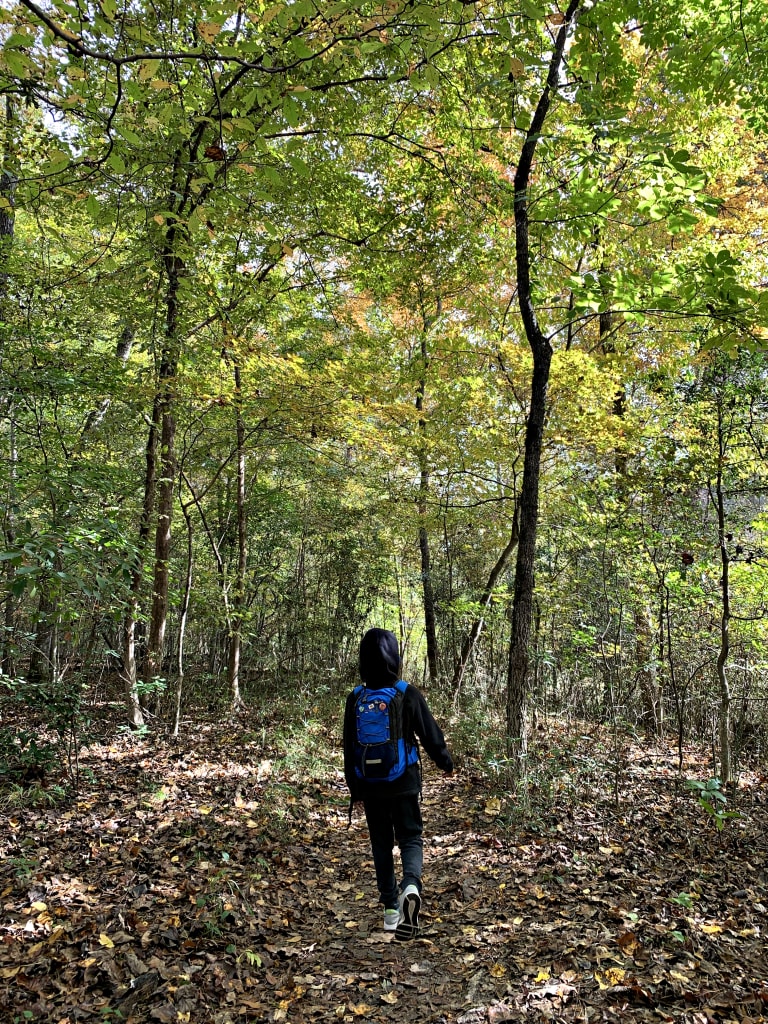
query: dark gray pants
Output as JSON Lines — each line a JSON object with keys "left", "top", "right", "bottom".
{"left": 363, "top": 794, "right": 423, "bottom": 909}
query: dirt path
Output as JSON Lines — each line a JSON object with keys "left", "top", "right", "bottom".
{"left": 1, "top": 728, "right": 766, "bottom": 1022}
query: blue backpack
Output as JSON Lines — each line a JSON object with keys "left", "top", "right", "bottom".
{"left": 353, "top": 680, "right": 419, "bottom": 782}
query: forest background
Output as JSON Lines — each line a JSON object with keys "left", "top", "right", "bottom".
{"left": 3, "top": 3, "right": 768, "bottom": 1022}
{"left": 2, "top": 0, "right": 768, "bottom": 795}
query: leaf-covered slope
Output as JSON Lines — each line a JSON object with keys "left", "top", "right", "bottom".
{"left": 0, "top": 725, "right": 766, "bottom": 1022}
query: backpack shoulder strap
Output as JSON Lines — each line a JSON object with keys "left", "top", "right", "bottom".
{"left": 395, "top": 679, "right": 408, "bottom": 695}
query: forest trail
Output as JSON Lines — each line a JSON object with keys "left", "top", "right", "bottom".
{"left": 1, "top": 722, "right": 767, "bottom": 1023}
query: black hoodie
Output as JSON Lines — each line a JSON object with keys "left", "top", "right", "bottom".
{"left": 343, "top": 628, "right": 453, "bottom": 801}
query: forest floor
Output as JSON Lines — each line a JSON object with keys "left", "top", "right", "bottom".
{"left": 0, "top": 713, "right": 767, "bottom": 1024}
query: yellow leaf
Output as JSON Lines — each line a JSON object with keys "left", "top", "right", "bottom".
{"left": 509, "top": 57, "right": 525, "bottom": 79}
{"left": 534, "top": 969, "right": 550, "bottom": 982}
{"left": 138, "top": 59, "right": 160, "bottom": 81}
{"left": 381, "top": 991, "right": 398, "bottom": 1005}
{"left": 595, "top": 967, "right": 625, "bottom": 989}
{"left": 670, "top": 970, "right": 690, "bottom": 982}
{"left": 31, "top": 901, "right": 47, "bottom": 912}
{"left": 350, "top": 1004, "right": 373, "bottom": 1016}
{"left": 490, "top": 963, "right": 506, "bottom": 978}
{"left": 99, "top": 933, "right": 115, "bottom": 948}
{"left": 199, "top": 806, "right": 213, "bottom": 815}
{"left": 484, "top": 797, "right": 501, "bottom": 816}
{"left": 701, "top": 923, "right": 722, "bottom": 934}
{"left": 197, "top": 21, "right": 222, "bottom": 44}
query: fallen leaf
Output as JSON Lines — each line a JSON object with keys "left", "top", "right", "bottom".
{"left": 596, "top": 967, "right": 625, "bottom": 989}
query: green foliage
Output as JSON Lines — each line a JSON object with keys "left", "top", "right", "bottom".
{"left": 0, "top": 724, "right": 57, "bottom": 784}
{"left": 0, "top": 673, "right": 89, "bottom": 791}
{"left": 0, "top": 0, "right": 766, "bottom": 762}
{"left": 686, "top": 777, "right": 742, "bottom": 831}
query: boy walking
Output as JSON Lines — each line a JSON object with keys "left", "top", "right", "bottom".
{"left": 343, "top": 627, "right": 453, "bottom": 941}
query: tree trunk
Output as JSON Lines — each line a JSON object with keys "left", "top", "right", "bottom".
{"left": 121, "top": 391, "right": 161, "bottom": 729}
{"left": 173, "top": 498, "right": 193, "bottom": 736}
{"left": 145, "top": 250, "right": 183, "bottom": 698}
{"left": 1, "top": 101, "right": 17, "bottom": 675}
{"left": 636, "top": 606, "right": 662, "bottom": 734}
{"left": 505, "top": 0, "right": 583, "bottom": 767}
{"left": 416, "top": 316, "right": 439, "bottom": 685}
{"left": 506, "top": 352, "right": 551, "bottom": 759}
{"left": 2, "top": 405, "right": 16, "bottom": 676}
{"left": 712, "top": 395, "right": 732, "bottom": 785}
{"left": 226, "top": 358, "right": 247, "bottom": 711}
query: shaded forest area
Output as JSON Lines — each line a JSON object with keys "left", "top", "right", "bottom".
{"left": 2, "top": 0, "right": 768, "bottom": 1017}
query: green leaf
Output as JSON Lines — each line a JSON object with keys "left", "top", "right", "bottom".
{"left": 282, "top": 96, "right": 301, "bottom": 128}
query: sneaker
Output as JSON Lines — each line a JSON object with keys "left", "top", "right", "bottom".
{"left": 383, "top": 908, "right": 401, "bottom": 932}
{"left": 395, "top": 884, "right": 420, "bottom": 942}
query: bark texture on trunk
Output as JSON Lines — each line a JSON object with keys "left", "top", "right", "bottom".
{"left": 505, "top": 0, "right": 583, "bottom": 767}
{"left": 145, "top": 249, "right": 183, "bottom": 696}
{"left": 122, "top": 393, "right": 161, "bottom": 730}
{"left": 173, "top": 499, "right": 194, "bottom": 736}
{"left": 416, "top": 314, "right": 439, "bottom": 685}
{"left": 712, "top": 396, "right": 732, "bottom": 785}
{"left": 226, "top": 359, "right": 247, "bottom": 711}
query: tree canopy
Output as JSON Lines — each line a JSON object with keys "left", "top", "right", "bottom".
{"left": 1, "top": 0, "right": 768, "bottom": 788}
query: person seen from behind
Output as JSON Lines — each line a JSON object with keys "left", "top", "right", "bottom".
{"left": 343, "top": 627, "right": 453, "bottom": 941}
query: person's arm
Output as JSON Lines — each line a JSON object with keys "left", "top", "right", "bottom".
{"left": 407, "top": 686, "right": 454, "bottom": 773}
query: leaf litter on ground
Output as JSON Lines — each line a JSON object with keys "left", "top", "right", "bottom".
{"left": 0, "top": 720, "right": 766, "bottom": 1023}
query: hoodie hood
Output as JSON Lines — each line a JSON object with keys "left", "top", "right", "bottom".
{"left": 359, "top": 628, "right": 400, "bottom": 688}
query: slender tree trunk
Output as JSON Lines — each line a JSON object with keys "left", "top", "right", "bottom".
{"left": 145, "top": 250, "right": 183, "bottom": 697}
{"left": 2, "top": 405, "right": 16, "bottom": 676}
{"left": 226, "top": 358, "right": 247, "bottom": 710}
{"left": 712, "top": 396, "right": 732, "bottom": 785}
{"left": 453, "top": 504, "right": 520, "bottom": 693}
{"left": 506, "top": 353, "right": 551, "bottom": 757}
{"left": 506, "top": 0, "right": 583, "bottom": 767}
{"left": 122, "top": 394, "right": 161, "bottom": 729}
{"left": 173, "top": 498, "right": 194, "bottom": 736}
{"left": 1, "top": 100, "right": 17, "bottom": 675}
{"left": 416, "top": 305, "right": 439, "bottom": 684}
{"left": 636, "top": 606, "right": 661, "bottom": 734}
